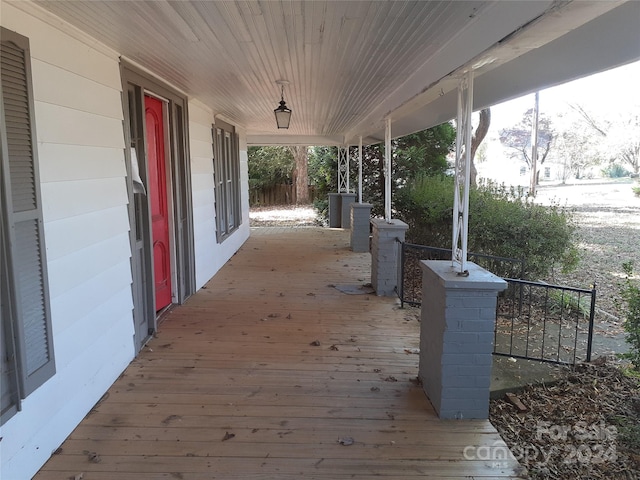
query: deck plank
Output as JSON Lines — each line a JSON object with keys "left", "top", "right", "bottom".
{"left": 34, "top": 227, "right": 523, "bottom": 479}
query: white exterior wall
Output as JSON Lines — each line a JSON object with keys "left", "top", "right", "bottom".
{"left": 0, "top": 5, "right": 135, "bottom": 479}
{"left": 190, "top": 101, "right": 250, "bottom": 290}
{"left": 1, "top": 5, "right": 252, "bottom": 479}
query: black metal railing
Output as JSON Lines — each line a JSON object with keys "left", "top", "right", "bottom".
{"left": 396, "top": 241, "right": 596, "bottom": 365}
{"left": 396, "top": 241, "right": 524, "bottom": 307}
{"left": 495, "top": 279, "right": 596, "bottom": 365}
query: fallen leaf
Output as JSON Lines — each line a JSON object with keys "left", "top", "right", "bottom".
{"left": 370, "top": 386, "right": 380, "bottom": 392}
{"left": 71, "top": 474, "right": 84, "bottom": 480}
{"left": 404, "top": 348, "right": 420, "bottom": 355}
{"left": 222, "top": 431, "right": 236, "bottom": 442}
{"left": 161, "top": 415, "right": 182, "bottom": 425}
{"left": 310, "top": 340, "right": 321, "bottom": 346}
{"left": 338, "top": 437, "right": 354, "bottom": 446}
{"left": 384, "top": 376, "right": 398, "bottom": 382}
{"left": 87, "top": 452, "right": 101, "bottom": 463}
{"left": 329, "top": 345, "right": 339, "bottom": 351}
{"left": 286, "top": 313, "right": 292, "bottom": 319}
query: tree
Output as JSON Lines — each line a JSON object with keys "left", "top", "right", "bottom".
{"left": 248, "top": 146, "right": 293, "bottom": 189}
{"left": 609, "top": 114, "right": 640, "bottom": 175}
{"left": 553, "top": 126, "right": 600, "bottom": 183}
{"left": 470, "top": 108, "right": 491, "bottom": 186}
{"left": 364, "top": 123, "right": 456, "bottom": 217}
{"left": 570, "top": 104, "right": 640, "bottom": 175}
{"left": 499, "top": 109, "right": 555, "bottom": 183}
{"left": 308, "top": 124, "right": 456, "bottom": 219}
{"left": 288, "top": 146, "right": 309, "bottom": 204}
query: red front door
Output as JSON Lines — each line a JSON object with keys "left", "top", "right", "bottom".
{"left": 145, "top": 95, "right": 172, "bottom": 311}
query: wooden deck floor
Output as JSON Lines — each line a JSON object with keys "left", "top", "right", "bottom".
{"left": 35, "top": 227, "right": 523, "bottom": 479}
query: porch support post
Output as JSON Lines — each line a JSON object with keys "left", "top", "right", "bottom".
{"left": 340, "top": 192, "right": 356, "bottom": 229}
{"left": 340, "top": 146, "right": 356, "bottom": 228}
{"left": 350, "top": 202, "right": 372, "bottom": 252}
{"left": 419, "top": 260, "right": 506, "bottom": 419}
{"left": 349, "top": 136, "right": 371, "bottom": 251}
{"left": 384, "top": 118, "right": 392, "bottom": 222}
{"left": 328, "top": 192, "right": 341, "bottom": 228}
{"left": 370, "top": 218, "right": 408, "bottom": 296}
{"left": 329, "top": 146, "right": 349, "bottom": 228}
{"left": 338, "top": 146, "right": 348, "bottom": 193}
{"left": 358, "top": 136, "right": 363, "bottom": 204}
{"left": 452, "top": 71, "right": 473, "bottom": 274}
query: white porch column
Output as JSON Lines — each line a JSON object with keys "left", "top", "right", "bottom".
{"left": 419, "top": 70, "right": 507, "bottom": 420}
{"left": 384, "top": 118, "right": 392, "bottom": 222}
{"left": 530, "top": 91, "right": 540, "bottom": 195}
{"left": 330, "top": 146, "right": 349, "bottom": 227}
{"left": 452, "top": 70, "right": 473, "bottom": 274}
{"left": 338, "top": 146, "right": 348, "bottom": 193}
{"left": 358, "top": 136, "right": 363, "bottom": 204}
{"left": 350, "top": 137, "right": 371, "bottom": 251}
{"left": 370, "top": 119, "right": 407, "bottom": 294}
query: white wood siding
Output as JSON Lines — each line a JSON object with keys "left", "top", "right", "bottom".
{"left": 189, "top": 100, "right": 250, "bottom": 290}
{"left": 2, "top": 4, "right": 253, "bottom": 479}
{"left": 1, "top": 4, "right": 135, "bottom": 480}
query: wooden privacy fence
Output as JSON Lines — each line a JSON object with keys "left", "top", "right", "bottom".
{"left": 250, "top": 184, "right": 320, "bottom": 206}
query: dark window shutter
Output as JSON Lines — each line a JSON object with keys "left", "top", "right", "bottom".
{"left": 1, "top": 29, "right": 55, "bottom": 398}
{"left": 212, "top": 121, "right": 241, "bottom": 242}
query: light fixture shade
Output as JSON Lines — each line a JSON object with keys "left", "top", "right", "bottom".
{"left": 274, "top": 100, "right": 292, "bottom": 129}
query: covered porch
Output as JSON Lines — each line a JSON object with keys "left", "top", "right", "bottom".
{"left": 34, "top": 227, "right": 522, "bottom": 479}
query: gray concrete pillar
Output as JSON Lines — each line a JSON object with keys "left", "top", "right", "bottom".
{"left": 328, "top": 193, "right": 341, "bottom": 228}
{"left": 350, "top": 203, "right": 372, "bottom": 252}
{"left": 418, "top": 260, "right": 506, "bottom": 419}
{"left": 340, "top": 193, "right": 357, "bottom": 229}
{"left": 370, "top": 219, "right": 408, "bottom": 296}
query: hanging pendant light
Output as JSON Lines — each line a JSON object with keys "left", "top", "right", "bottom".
{"left": 274, "top": 80, "right": 292, "bottom": 129}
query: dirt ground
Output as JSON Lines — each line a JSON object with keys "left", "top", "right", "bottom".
{"left": 249, "top": 204, "right": 319, "bottom": 227}
{"left": 536, "top": 179, "right": 639, "bottom": 317}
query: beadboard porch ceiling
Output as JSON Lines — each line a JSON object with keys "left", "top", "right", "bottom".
{"left": 21, "top": 0, "right": 640, "bottom": 145}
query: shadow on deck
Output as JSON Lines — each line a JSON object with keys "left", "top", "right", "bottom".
{"left": 35, "top": 227, "right": 524, "bottom": 479}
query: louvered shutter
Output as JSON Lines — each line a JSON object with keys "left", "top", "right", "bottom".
{"left": 1, "top": 29, "right": 55, "bottom": 397}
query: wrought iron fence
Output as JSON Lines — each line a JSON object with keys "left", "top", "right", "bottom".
{"left": 396, "top": 241, "right": 524, "bottom": 307}
{"left": 396, "top": 241, "right": 596, "bottom": 365}
{"left": 495, "top": 279, "right": 596, "bottom": 365}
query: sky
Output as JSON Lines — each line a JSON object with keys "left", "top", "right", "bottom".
{"left": 489, "top": 60, "right": 640, "bottom": 133}
{"left": 475, "top": 60, "right": 640, "bottom": 185}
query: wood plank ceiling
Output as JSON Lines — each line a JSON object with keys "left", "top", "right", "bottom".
{"left": 22, "top": 1, "right": 640, "bottom": 144}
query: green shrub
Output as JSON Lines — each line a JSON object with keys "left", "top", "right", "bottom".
{"left": 313, "top": 198, "right": 329, "bottom": 224}
{"left": 602, "top": 163, "right": 630, "bottom": 178}
{"left": 619, "top": 262, "right": 640, "bottom": 370}
{"left": 633, "top": 185, "right": 640, "bottom": 197}
{"left": 394, "top": 176, "right": 578, "bottom": 279}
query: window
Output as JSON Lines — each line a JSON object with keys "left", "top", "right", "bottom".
{"left": 212, "top": 120, "right": 241, "bottom": 242}
{"left": 1, "top": 28, "right": 55, "bottom": 424}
